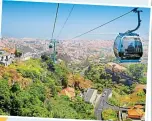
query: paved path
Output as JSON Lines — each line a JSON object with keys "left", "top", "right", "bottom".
{"left": 94, "top": 89, "right": 112, "bottom": 120}
{"left": 94, "top": 88, "right": 128, "bottom": 120}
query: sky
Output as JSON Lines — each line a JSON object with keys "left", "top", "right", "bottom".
{"left": 1, "top": 0, "right": 151, "bottom": 40}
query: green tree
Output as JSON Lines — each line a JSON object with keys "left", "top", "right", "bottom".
{"left": 0, "top": 109, "right": 7, "bottom": 115}
{"left": 0, "top": 58, "right": 98, "bottom": 119}
{"left": 15, "top": 49, "right": 22, "bottom": 57}
{"left": 50, "top": 96, "right": 78, "bottom": 119}
{"left": 0, "top": 79, "right": 11, "bottom": 114}
{"left": 61, "top": 74, "right": 68, "bottom": 88}
{"left": 102, "top": 108, "right": 118, "bottom": 121}
{"left": 28, "top": 83, "right": 46, "bottom": 102}
{"left": 10, "top": 95, "right": 23, "bottom": 115}
{"left": 139, "top": 77, "right": 147, "bottom": 84}
{"left": 127, "top": 64, "right": 146, "bottom": 80}
{"left": 85, "top": 64, "right": 113, "bottom": 89}
{"left": 11, "top": 82, "right": 21, "bottom": 93}
{"left": 41, "top": 54, "right": 49, "bottom": 61}
{"left": 119, "top": 85, "right": 135, "bottom": 95}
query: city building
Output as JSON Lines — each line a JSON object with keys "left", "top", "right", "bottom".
{"left": 20, "top": 52, "right": 33, "bottom": 61}
{"left": 84, "top": 88, "right": 98, "bottom": 105}
{"left": 0, "top": 51, "right": 15, "bottom": 66}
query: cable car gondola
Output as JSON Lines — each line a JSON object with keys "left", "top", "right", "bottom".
{"left": 113, "top": 8, "right": 143, "bottom": 63}
{"left": 49, "top": 43, "right": 53, "bottom": 48}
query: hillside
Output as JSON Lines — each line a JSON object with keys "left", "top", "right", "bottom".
{"left": 0, "top": 56, "right": 95, "bottom": 119}
{"left": 0, "top": 54, "right": 147, "bottom": 120}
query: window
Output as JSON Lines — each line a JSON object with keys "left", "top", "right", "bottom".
{"left": 114, "top": 36, "right": 121, "bottom": 49}
{"left": 123, "top": 37, "right": 142, "bottom": 54}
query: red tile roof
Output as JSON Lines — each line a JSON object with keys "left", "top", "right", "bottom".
{"left": 128, "top": 105, "right": 144, "bottom": 119}
{"left": 60, "top": 87, "right": 75, "bottom": 98}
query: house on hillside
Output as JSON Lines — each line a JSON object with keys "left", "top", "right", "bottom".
{"left": 84, "top": 88, "right": 98, "bottom": 106}
{"left": 84, "top": 88, "right": 112, "bottom": 107}
{"left": 20, "top": 52, "right": 33, "bottom": 61}
{"left": 127, "top": 105, "right": 144, "bottom": 120}
{"left": 0, "top": 49, "right": 15, "bottom": 66}
{"left": 60, "top": 87, "right": 75, "bottom": 99}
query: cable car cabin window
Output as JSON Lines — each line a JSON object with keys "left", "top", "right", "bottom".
{"left": 135, "top": 39, "right": 142, "bottom": 53}
{"left": 114, "top": 36, "right": 121, "bottom": 57}
{"left": 122, "top": 37, "right": 142, "bottom": 54}
{"left": 114, "top": 36, "right": 121, "bottom": 49}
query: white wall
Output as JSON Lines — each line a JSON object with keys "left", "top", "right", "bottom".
{"left": 8, "top": 0, "right": 150, "bottom": 7}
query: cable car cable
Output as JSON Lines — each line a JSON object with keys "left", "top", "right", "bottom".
{"left": 71, "top": 7, "right": 138, "bottom": 40}
{"left": 50, "top": 3, "right": 60, "bottom": 63}
{"left": 51, "top": 3, "right": 60, "bottom": 40}
{"left": 56, "top": 5, "right": 75, "bottom": 39}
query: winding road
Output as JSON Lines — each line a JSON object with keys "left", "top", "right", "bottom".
{"left": 94, "top": 88, "right": 128, "bottom": 120}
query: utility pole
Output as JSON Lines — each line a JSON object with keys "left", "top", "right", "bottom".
{"left": 49, "top": 39, "right": 59, "bottom": 63}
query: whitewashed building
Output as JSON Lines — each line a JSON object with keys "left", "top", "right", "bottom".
{"left": 0, "top": 51, "right": 15, "bottom": 66}
{"left": 84, "top": 88, "right": 98, "bottom": 105}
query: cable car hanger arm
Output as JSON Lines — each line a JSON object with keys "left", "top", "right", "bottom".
{"left": 126, "top": 8, "right": 142, "bottom": 34}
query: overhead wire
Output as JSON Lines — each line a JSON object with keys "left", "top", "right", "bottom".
{"left": 56, "top": 5, "right": 75, "bottom": 39}
{"left": 71, "top": 7, "right": 138, "bottom": 40}
{"left": 51, "top": 3, "right": 60, "bottom": 40}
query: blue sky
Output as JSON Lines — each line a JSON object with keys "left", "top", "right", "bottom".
{"left": 1, "top": 0, "right": 151, "bottom": 40}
